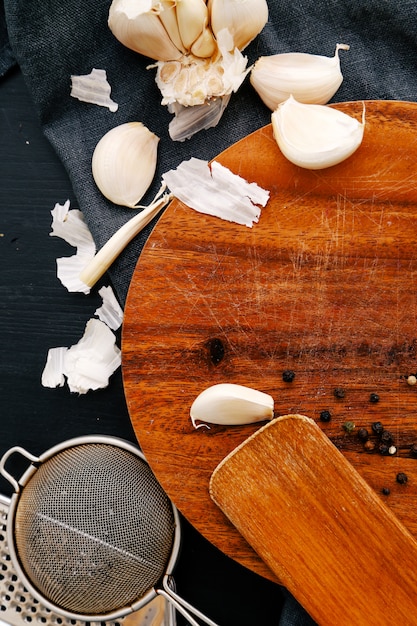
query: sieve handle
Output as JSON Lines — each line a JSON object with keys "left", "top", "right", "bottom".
{"left": 159, "top": 576, "right": 220, "bottom": 626}
{"left": 0, "top": 446, "right": 39, "bottom": 492}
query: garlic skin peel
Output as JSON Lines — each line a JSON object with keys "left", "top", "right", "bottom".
{"left": 250, "top": 43, "right": 350, "bottom": 110}
{"left": 92, "top": 122, "right": 159, "bottom": 208}
{"left": 271, "top": 96, "right": 365, "bottom": 170}
{"left": 190, "top": 383, "right": 274, "bottom": 429}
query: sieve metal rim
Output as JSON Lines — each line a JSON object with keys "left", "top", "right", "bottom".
{"left": 0, "top": 435, "right": 182, "bottom": 622}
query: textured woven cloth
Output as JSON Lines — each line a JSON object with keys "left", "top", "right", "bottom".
{"left": 1, "top": 1, "right": 417, "bottom": 623}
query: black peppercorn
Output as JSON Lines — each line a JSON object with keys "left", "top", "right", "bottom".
{"left": 396, "top": 472, "right": 408, "bottom": 485}
{"left": 410, "top": 443, "right": 417, "bottom": 457}
{"left": 369, "top": 392, "right": 380, "bottom": 403}
{"left": 319, "top": 410, "right": 332, "bottom": 423}
{"left": 282, "top": 369, "right": 295, "bottom": 383}
{"left": 371, "top": 421, "right": 384, "bottom": 436}
{"left": 357, "top": 428, "right": 369, "bottom": 442}
{"left": 378, "top": 443, "right": 389, "bottom": 455}
{"left": 333, "top": 387, "right": 345, "bottom": 399}
{"left": 382, "top": 487, "right": 390, "bottom": 496}
{"left": 380, "top": 431, "right": 393, "bottom": 444}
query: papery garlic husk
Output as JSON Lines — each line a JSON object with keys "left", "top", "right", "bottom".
{"left": 108, "top": 0, "right": 183, "bottom": 61}
{"left": 250, "top": 44, "right": 350, "bottom": 111}
{"left": 209, "top": 0, "right": 269, "bottom": 51}
{"left": 271, "top": 96, "right": 365, "bottom": 170}
{"left": 190, "top": 383, "right": 274, "bottom": 428}
{"left": 92, "top": 122, "right": 159, "bottom": 207}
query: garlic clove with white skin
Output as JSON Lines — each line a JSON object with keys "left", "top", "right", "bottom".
{"left": 176, "top": 0, "right": 210, "bottom": 52}
{"left": 250, "top": 43, "right": 350, "bottom": 110}
{"left": 190, "top": 383, "right": 274, "bottom": 429}
{"left": 92, "top": 122, "right": 159, "bottom": 208}
{"left": 209, "top": 0, "right": 269, "bottom": 51}
{"left": 271, "top": 96, "right": 365, "bottom": 170}
{"left": 108, "top": 0, "right": 183, "bottom": 61}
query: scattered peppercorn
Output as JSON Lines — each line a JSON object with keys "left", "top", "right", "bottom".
{"left": 388, "top": 445, "right": 397, "bottom": 456}
{"left": 333, "top": 387, "right": 345, "bottom": 399}
{"left": 378, "top": 443, "right": 389, "bottom": 455}
{"left": 396, "top": 472, "right": 408, "bottom": 485}
{"left": 369, "top": 392, "right": 380, "bottom": 403}
{"left": 319, "top": 410, "right": 332, "bottom": 423}
{"left": 357, "top": 428, "right": 369, "bottom": 442}
{"left": 407, "top": 375, "right": 417, "bottom": 386}
{"left": 343, "top": 421, "right": 355, "bottom": 434}
{"left": 371, "top": 421, "right": 384, "bottom": 436}
{"left": 380, "top": 431, "right": 393, "bottom": 444}
{"left": 282, "top": 369, "right": 295, "bottom": 383}
{"left": 411, "top": 443, "right": 417, "bottom": 457}
{"left": 382, "top": 487, "right": 390, "bottom": 496}
{"left": 364, "top": 440, "right": 375, "bottom": 452}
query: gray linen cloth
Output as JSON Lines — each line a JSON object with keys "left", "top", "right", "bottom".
{"left": 1, "top": 1, "right": 416, "bottom": 623}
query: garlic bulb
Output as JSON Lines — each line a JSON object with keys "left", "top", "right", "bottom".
{"left": 271, "top": 96, "right": 365, "bottom": 170}
{"left": 190, "top": 383, "right": 274, "bottom": 428}
{"left": 92, "top": 122, "right": 159, "bottom": 207}
{"left": 108, "top": 0, "right": 268, "bottom": 139}
{"left": 250, "top": 44, "right": 350, "bottom": 110}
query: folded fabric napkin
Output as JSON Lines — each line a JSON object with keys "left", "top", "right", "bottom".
{"left": 1, "top": 1, "right": 416, "bottom": 623}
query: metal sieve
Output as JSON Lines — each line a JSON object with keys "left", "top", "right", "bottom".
{"left": 0, "top": 436, "right": 218, "bottom": 626}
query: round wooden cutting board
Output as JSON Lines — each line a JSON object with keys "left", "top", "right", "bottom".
{"left": 122, "top": 101, "right": 417, "bottom": 584}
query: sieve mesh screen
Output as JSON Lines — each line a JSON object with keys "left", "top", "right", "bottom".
{"left": 13, "top": 444, "right": 175, "bottom": 615}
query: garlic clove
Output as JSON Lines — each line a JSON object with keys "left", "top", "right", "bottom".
{"left": 190, "top": 383, "right": 274, "bottom": 428}
{"left": 271, "top": 96, "right": 365, "bottom": 170}
{"left": 209, "top": 0, "right": 268, "bottom": 51}
{"left": 190, "top": 20, "right": 218, "bottom": 58}
{"left": 159, "top": 0, "right": 187, "bottom": 54}
{"left": 250, "top": 43, "right": 350, "bottom": 110}
{"left": 92, "top": 122, "right": 159, "bottom": 208}
{"left": 108, "top": 0, "right": 182, "bottom": 61}
{"left": 176, "top": 0, "right": 209, "bottom": 51}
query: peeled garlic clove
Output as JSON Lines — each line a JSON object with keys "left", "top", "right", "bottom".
{"left": 250, "top": 44, "right": 350, "bottom": 110}
{"left": 108, "top": 0, "right": 182, "bottom": 61}
{"left": 271, "top": 96, "right": 365, "bottom": 170}
{"left": 92, "top": 122, "right": 159, "bottom": 207}
{"left": 176, "top": 0, "right": 209, "bottom": 51}
{"left": 190, "top": 383, "right": 274, "bottom": 428}
{"left": 209, "top": 0, "right": 268, "bottom": 51}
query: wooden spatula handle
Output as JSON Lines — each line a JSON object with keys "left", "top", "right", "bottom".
{"left": 210, "top": 415, "right": 417, "bottom": 625}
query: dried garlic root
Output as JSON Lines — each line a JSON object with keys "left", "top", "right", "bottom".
{"left": 190, "top": 383, "right": 274, "bottom": 429}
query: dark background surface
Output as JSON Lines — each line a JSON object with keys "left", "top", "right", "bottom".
{"left": 0, "top": 66, "right": 285, "bottom": 625}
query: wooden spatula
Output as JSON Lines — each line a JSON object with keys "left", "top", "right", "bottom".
{"left": 209, "top": 415, "right": 417, "bottom": 625}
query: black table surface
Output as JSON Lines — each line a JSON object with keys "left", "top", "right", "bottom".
{"left": 0, "top": 66, "right": 285, "bottom": 625}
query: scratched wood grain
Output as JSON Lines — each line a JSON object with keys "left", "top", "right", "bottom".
{"left": 122, "top": 101, "right": 417, "bottom": 584}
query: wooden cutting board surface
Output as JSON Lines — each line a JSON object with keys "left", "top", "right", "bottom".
{"left": 122, "top": 101, "right": 417, "bottom": 584}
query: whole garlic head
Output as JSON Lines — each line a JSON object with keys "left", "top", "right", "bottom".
{"left": 92, "top": 122, "right": 159, "bottom": 207}
{"left": 271, "top": 96, "right": 365, "bottom": 170}
{"left": 108, "top": 0, "right": 268, "bottom": 139}
{"left": 250, "top": 44, "right": 350, "bottom": 110}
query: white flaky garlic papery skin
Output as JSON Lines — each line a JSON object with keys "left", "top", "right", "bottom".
{"left": 108, "top": 0, "right": 268, "bottom": 140}
{"left": 250, "top": 43, "right": 350, "bottom": 110}
{"left": 271, "top": 95, "right": 365, "bottom": 170}
{"left": 190, "top": 383, "right": 274, "bottom": 429}
{"left": 92, "top": 122, "right": 159, "bottom": 208}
